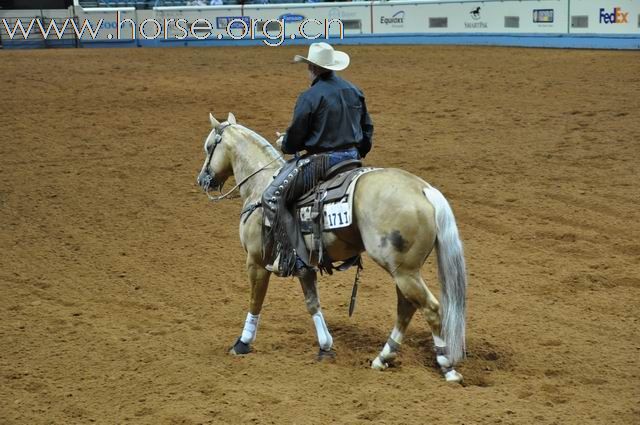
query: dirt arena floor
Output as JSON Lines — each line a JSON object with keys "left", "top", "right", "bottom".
{"left": 1, "top": 45, "right": 639, "bottom": 424}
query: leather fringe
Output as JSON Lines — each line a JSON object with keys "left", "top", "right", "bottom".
{"left": 263, "top": 155, "right": 330, "bottom": 276}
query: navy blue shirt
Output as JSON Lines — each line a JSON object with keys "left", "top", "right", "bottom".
{"left": 282, "top": 72, "right": 374, "bottom": 158}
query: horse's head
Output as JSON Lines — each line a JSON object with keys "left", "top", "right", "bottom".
{"left": 196, "top": 112, "right": 237, "bottom": 192}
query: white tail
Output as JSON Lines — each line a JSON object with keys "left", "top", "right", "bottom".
{"left": 423, "top": 186, "right": 467, "bottom": 364}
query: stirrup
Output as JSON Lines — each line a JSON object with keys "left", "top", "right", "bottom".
{"left": 266, "top": 254, "right": 310, "bottom": 278}
{"left": 265, "top": 254, "right": 283, "bottom": 276}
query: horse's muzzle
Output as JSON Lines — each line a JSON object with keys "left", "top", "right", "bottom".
{"left": 197, "top": 170, "right": 212, "bottom": 189}
{"left": 197, "top": 170, "right": 222, "bottom": 192}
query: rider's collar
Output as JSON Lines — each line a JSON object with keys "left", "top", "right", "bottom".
{"left": 311, "top": 71, "right": 335, "bottom": 86}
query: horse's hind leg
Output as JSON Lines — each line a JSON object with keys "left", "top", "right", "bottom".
{"left": 414, "top": 277, "right": 463, "bottom": 382}
{"left": 377, "top": 270, "right": 463, "bottom": 382}
{"left": 372, "top": 285, "right": 417, "bottom": 370}
{"left": 298, "top": 268, "right": 335, "bottom": 360}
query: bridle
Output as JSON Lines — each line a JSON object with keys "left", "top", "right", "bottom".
{"left": 199, "top": 122, "right": 281, "bottom": 202}
{"left": 201, "top": 122, "right": 230, "bottom": 182}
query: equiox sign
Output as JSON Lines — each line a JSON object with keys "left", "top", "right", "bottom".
{"left": 380, "top": 11, "right": 405, "bottom": 27}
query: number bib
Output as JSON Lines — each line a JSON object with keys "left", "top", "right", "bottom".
{"left": 323, "top": 201, "right": 352, "bottom": 230}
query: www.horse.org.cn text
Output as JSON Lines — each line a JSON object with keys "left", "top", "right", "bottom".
{"left": 1, "top": 11, "right": 346, "bottom": 47}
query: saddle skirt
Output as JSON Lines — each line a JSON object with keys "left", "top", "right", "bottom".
{"left": 297, "top": 166, "right": 379, "bottom": 234}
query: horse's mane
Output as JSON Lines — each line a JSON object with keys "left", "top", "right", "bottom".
{"left": 234, "top": 125, "right": 283, "bottom": 162}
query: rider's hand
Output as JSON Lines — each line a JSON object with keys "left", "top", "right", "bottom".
{"left": 275, "top": 132, "right": 285, "bottom": 150}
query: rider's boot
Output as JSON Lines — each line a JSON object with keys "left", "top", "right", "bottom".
{"left": 266, "top": 254, "right": 310, "bottom": 278}
{"left": 265, "top": 253, "right": 283, "bottom": 276}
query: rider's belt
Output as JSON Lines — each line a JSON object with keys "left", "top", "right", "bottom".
{"left": 306, "top": 144, "right": 358, "bottom": 154}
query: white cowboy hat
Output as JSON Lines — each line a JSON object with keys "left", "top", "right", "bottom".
{"left": 293, "top": 42, "right": 350, "bottom": 71}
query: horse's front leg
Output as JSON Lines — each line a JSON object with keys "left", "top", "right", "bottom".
{"left": 298, "top": 268, "right": 335, "bottom": 360}
{"left": 229, "top": 257, "right": 271, "bottom": 355}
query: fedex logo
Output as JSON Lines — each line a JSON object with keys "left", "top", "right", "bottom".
{"left": 599, "top": 7, "right": 628, "bottom": 24}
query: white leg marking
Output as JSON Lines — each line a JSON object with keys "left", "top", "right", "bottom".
{"left": 433, "top": 334, "right": 454, "bottom": 368}
{"left": 445, "top": 369, "right": 464, "bottom": 383}
{"left": 437, "top": 355, "right": 452, "bottom": 368}
{"left": 312, "top": 311, "right": 333, "bottom": 350}
{"left": 434, "top": 334, "right": 463, "bottom": 382}
{"left": 240, "top": 312, "right": 260, "bottom": 344}
{"left": 390, "top": 327, "right": 403, "bottom": 344}
{"left": 380, "top": 344, "right": 394, "bottom": 360}
{"left": 371, "top": 356, "right": 387, "bottom": 370}
{"left": 372, "top": 327, "right": 404, "bottom": 371}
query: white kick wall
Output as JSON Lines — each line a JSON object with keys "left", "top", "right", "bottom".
{"left": 1, "top": 1, "right": 638, "bottom": 46}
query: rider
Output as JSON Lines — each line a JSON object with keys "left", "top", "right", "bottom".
{"left": 262, "top": 42, "right": 374, "bottom": 277}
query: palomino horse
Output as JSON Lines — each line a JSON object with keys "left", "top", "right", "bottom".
{"left": 197, "top": 113, "right": 468, "bottom": 382}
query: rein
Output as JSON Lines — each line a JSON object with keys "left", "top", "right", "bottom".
{"left": 205, "top": 156, "right": 280, "bottom": 202}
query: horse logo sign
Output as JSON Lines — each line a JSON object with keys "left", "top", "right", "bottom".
{"left": 465, "top": 7, "right": 487, "bottom": 28}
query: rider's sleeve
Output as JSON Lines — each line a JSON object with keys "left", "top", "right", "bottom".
{"left": 358, "top": 96, "right": 374, "bottom": 158}
{"left": 282, "top": 95, "right": 312, "bottom": 154}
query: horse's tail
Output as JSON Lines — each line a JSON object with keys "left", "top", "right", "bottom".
{"left": 423, "top": 186, "right": 467, "bottom": 364}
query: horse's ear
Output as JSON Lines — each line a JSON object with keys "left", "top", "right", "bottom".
{"left": 227, "top": 112, "right": 236, "bottom": 125}
{"left": 210, "top": 113, "right": 220, "bottom": 128}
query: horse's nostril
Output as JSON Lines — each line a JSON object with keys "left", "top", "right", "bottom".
{"left": 198, "top": 172, "right": 215, "bottom": 190}
{"left": 197, "top": 172, "right": 208, "bottom": 188}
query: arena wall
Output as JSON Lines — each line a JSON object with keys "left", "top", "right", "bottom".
{"left": 1, "top": 0, "right": 638, "bottom": 49}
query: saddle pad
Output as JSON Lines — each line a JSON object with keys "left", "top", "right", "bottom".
{"left": 299, "top": 167, "right": 381, "bottom": 232}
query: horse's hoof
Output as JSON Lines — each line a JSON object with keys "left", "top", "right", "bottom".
{"left": 444, "top": 369, "right": 464, "bottom": 384}
{"left": 229, "top": 338, "right": 251, "bottom": 355}
{"left": 316, "top": 348, "right": 336, "bottom": 362}
{"left": 371, "top": 356, "right": 389, "bottom": 371}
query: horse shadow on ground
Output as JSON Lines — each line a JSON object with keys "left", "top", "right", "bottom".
{"left": 321, "top": 320, "right": 514, "bottom": 386}
{"left": 324, "top": 320, "right": 439, "bottom": 370}
{"left": 330, "top": 320, "right": 388, "bottom": 352}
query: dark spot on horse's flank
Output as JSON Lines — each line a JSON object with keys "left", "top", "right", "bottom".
{"left": 381, "top": 230, "right": 408, "bottom": 252}
{"left": 390, "top": 230, "right": 408, "bottom": 252}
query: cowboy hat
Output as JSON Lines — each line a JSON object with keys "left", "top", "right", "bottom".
{"left": 293, "top": 42, "right": 350, "bottom": 71}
